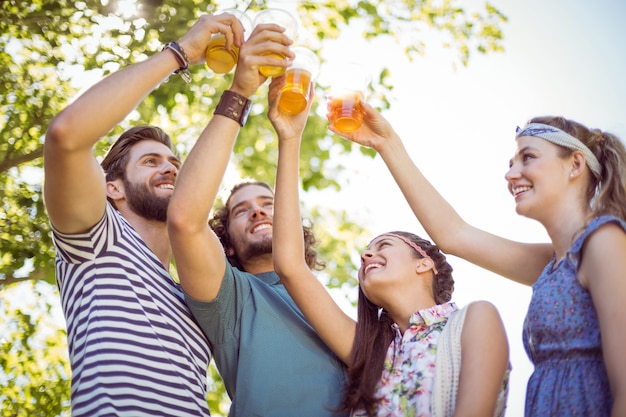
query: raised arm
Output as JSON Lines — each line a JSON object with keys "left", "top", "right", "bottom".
{"left": 328, "top": 103, "right": 553, "bottom": 286}
{"left": 271, "top": 77, "right": 356, "bottom": 364}
{"left": 44, "top": 14, "right": 243, "bottom": 234}
{"left": 582, "top": 223, "right": 626, "bottom": 416}
{"left": 454, "top": 301, "right": 509, "bottom": 416}
{"left": 167, "top": 24, "right": 294, "bottom": 301}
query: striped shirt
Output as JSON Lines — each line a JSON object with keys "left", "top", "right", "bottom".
{"left": 52, "top": 203, "right": 211, "bottom": 416}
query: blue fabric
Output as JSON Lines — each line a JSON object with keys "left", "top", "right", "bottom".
{"left": 185, "top": 262, "right": 348, "bottom": 417}
{"left": 522, "top": 215, "right": 625, "bottom": 416}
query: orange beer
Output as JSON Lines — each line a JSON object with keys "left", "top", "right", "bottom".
{"left": 205, "top": 35, "right": 239, "bottom": 74}
{"left": 279, "top": 68, "right": 312, "bottom": 114}
{"left": 259, "top": 53, "right": 288, "bottom": 77}
{"left": 329, "top": 90, "right": 364, "bottom": 133}
{"left": 259, "top": 54, "right": 288, "bottom": 77}
{"left": 253, "top": 9, "right": 297, "bottom": 77}
{"left": 205, "top": 9, "right": 251, "bottom": 74}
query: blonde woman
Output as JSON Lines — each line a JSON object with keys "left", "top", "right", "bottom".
{"left": 326, "top": 101, "right": 626, "bottom": 416}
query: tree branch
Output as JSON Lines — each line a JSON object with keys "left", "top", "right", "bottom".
{"left": 0, "top": 147, "right": 44, "bottom": 174}
{"left": 0, "top": 268, "right": 51, "bottom": 289}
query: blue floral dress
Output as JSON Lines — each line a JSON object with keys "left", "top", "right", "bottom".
{"left": 523, "top": 215, "right": 626, "bottom": 416}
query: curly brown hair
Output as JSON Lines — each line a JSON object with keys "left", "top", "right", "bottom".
{"left": 209, "top": 181, "right": 325, "bottom": 272}
{"left": 342, "top": 231, "right": 454, "bottom": 415}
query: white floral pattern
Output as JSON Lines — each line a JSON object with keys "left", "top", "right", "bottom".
{"left": 352, "top": 302, "right": 458, "bottom": 417}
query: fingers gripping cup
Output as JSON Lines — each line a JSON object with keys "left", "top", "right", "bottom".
{"left": 278, "top": 47, "right": 320, "bottom": 114}
{"left": 205, "top": 9, "right": 252, "bottom": 74}
{"left": 253, "top": 8, "right": 298, "bottom": 77}
{"left": 328, "top": 63, "right": 370, "bottom": 133}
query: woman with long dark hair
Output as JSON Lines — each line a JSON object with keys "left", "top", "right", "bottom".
{"left": 322, "top": 100, "right": 626, "bottom": 416}
{"left": 271, "top": 77, "right": 511, "bottom": 416}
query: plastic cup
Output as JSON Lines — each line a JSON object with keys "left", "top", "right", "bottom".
{"left": 205, "top": 9, "right": 252, "bottom": 74}
{"left": 278, "top": 47, "right": 320, "bottom": 114}
{"left": 253, "top": 8, "right": 298, "bottom": 77}
{"left": 327, "top": 63, "right": 370, "bottom": 133}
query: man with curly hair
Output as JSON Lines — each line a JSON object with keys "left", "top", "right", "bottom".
{"left": 168, "top": 74, "right": 348, "bottom": 415}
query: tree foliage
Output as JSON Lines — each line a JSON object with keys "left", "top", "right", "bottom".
{"left": 0, "top": 282, "right": 71, "bottom": 417}
{"left": 0, "top": 0, "right": 506, "bottom": 415}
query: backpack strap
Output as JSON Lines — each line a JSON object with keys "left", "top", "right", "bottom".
{"left": 432, "top": 304, "right": 468, "bottom": 417}
{"left": 432, "top": 303, "right": 510, "bottom": 417}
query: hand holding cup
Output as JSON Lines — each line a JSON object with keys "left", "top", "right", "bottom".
{"left": 252, "top": 8, "right": 298, "bottom": 77}
{"left": 205, "top": 9, "right": 252, "bottom": 74}
{"left": 277, "top": 46, "right": 320, "bottom": 115}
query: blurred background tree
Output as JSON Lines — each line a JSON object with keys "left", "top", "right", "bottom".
{"left": 0, "top": 0, "right": 506, "bottom": 415}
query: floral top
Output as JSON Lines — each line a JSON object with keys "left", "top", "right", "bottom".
{"left": 352, "top": 302, "right": 458, "bottom": 417}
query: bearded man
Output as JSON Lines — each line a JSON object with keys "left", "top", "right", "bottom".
{"left": 167, "top": 75, "right": 349, "bottom": 416}
{"left": 42, "top": 12, "right": 278, "bottom": 416}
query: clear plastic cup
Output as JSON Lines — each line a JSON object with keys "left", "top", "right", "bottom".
{"left": 278, "top": 46, "right": 320, "bottom": 114}
{"left": 253, "top": 8, "right": 298, "bottom": 77}
{"left": 205, "top": 9, "right": 252, "bottom": 74}
{"left": 326, "top": 63, "right": 370, "bottom": 133}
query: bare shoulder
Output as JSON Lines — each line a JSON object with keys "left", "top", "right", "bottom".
{"left": 464, "top": 300, "right": 502, "bottom": 320}
{"left": 586, "top": 220, "right": 626, "bottom": 246}
{"left": 580, "top": 220, "right": 626, "bottom": 287}
{"left": 460, "top": 301, "right": 509, "bottom": 359}
{"left": 461, "top": 301, "right": 507, "bottom": 337}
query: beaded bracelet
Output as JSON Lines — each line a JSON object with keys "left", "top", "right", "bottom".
{"left": 162, "top": 41, "right": 191, "bottom": 83}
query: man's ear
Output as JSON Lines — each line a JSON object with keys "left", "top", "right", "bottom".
{"left": 226, "top": 246, "right": 235, "bottom": 257}
{"left": 106, "top": 180, "right": 125, "bottom": 202}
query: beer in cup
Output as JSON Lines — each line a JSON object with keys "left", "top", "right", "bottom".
{"left": 253, "top": 8, "right": 298, "bottom": 77}
{"left": 327, "top": 63, "right": 370, "bottom": 133}
{"left": 205, "top": 9, "right": 252, "bottom": 74}
{"left": 278, "top": 46, "right": 320, "bottom": 114}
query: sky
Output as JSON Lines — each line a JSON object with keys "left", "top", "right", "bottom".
{"left": 3, "top": 0, "right": 625, "bottom": 415}
{"left": 298, "top": 0, "right": 626, "bottom": 415}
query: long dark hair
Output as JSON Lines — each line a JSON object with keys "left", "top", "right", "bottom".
{"left": 342, "top": 231, "right": 454, "bottom": 415}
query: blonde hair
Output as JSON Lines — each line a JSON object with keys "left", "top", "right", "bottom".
{"left": 530, "top": 116, "right": 626, "bottom": 221}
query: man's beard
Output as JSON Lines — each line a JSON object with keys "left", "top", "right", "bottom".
{"left": 243, "top": 239, "right": 272, "bottom": 259}
{"left": 123, "top": 178, "right": 169, "bottom": 222}
{"left": 240, "top": 235, "right": 273, "bottom": 260}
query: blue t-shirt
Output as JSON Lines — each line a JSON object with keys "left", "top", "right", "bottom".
{"left": 186, "top": 262, "right": 348, "bottom": 417}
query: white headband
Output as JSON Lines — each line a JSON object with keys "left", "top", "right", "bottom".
{"left": 516, "top": 123, "right": 602, "bottom": 178}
